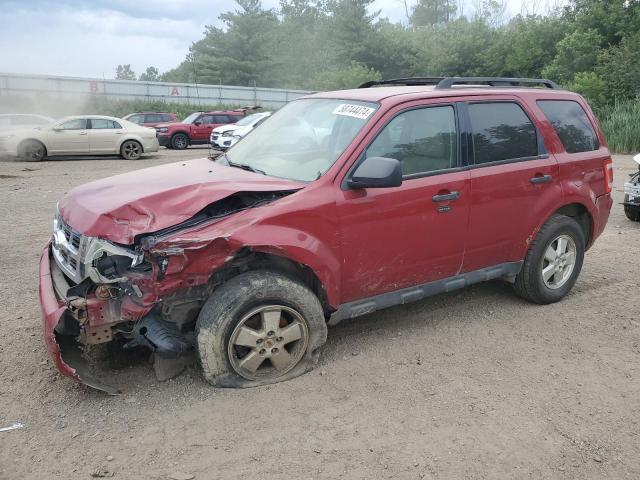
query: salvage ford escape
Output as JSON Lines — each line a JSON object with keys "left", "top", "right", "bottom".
{"left": 39, "top": 77, "right": 613, "bottom": 393}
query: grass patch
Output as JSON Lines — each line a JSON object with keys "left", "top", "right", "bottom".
{"left": 599, "top": 99, "right": 640, "bottom": 154}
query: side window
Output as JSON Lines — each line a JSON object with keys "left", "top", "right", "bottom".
{"left": 90, "top": 119, "right": 120, "bottom": 129}
{"left": 468, "top": 102, "right": 538, "bottom": 164}
{"left": 537, "top": 100, "right": 599, "bottom": 153}
{"left": 128, "top": 115, "right": 143, "bottom": 124}
{"left": 145, "top": 114, "right": 162, "bottom": 124}
{"left": 162, "top": 114, "right": 174, "bottom": 122}
{"left": 365, "top": 105, "right": 458, "bottom": 176}
{"left": 198, "top": 115, "right": 214, "bottom": 125}
{"left": 213, "top": 115, "right": 230, "bottom": 124}
{"left": 59, "top": 119, "right": 87, "bottom": 130}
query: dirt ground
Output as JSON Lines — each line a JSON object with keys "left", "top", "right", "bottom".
{"left": 0, "top": 148, "right": 639, "bottom": 480}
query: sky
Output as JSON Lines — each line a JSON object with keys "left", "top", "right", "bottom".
{"left": 0, "top": 0, "right": 554, "bottom": 79}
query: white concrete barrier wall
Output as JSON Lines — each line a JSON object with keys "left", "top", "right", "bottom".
{"left": 0, "top": 72, "right": 313, "bottom": 108}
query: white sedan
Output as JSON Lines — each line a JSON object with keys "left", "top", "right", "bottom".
{"left": 210, "top": 112, "right": 271, "bottom": 150}
{"left": 0, "top": 115, "right": 159, "bottom": 161}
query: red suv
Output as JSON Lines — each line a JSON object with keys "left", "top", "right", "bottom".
{"left": 39, "top": 77, "right": 612, "bottom": 393}
{"left": 122, "top": 112, "right": 178, "bottom": 128}
{"left": 155, "top": 111, "right": 245, "bottom": 150}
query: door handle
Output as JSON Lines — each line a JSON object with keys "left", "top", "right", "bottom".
{"left": 432, "top": 191, "right": 460, "bottom": 202}
{"left": 79, "top": 131, "right": 88, "bottom": 135}
{"left": 530, "top": 174, "right": 552, "bottom": 184}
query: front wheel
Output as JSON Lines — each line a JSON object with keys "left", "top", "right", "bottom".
{"left": 171, "top": 133, "right": 189, "bottom": 150}
{"left": 514, "top": 215, "right": 585, "bottom": 304}
{"left": 624, "top": 195, "right": 640, "bottom": 221}
{"left": 196, "top": 271, "right": 327, "bottom": 388}
{"left": 120, "top": 140, "right": 142, "bottom": 160}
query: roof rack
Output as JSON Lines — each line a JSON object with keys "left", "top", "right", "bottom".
{"left": 359, "top": 76, "right": 559, "bottom": 90}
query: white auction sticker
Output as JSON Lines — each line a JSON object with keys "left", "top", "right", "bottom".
{"left": 332, "top": 104, "right": 375, "bottom": 120}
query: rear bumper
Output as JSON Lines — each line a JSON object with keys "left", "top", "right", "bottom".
{"left": 591, "top": 193, "right": 613, "bottom": 245}
{"left": 143, "top": 137, "right": 159, "bottom": 153}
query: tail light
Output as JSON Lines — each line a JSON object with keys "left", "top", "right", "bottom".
{"left": 604, "top": 158, "right": 613, "bottom": 193}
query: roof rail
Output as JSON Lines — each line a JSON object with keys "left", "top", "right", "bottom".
{"left": 358, "top": 76, "right": 559, "bottom": 90}
{"left": 359, "top": 77, "right": 445, "bottom": 88}
{"left": 436, "top": 77, "right": 559, "bottom": 89}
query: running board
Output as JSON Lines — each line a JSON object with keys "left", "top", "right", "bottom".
{"left": 328, "top": 262, "right": 523, "bottom": 326}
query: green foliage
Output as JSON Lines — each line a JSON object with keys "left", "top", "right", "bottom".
{"left": 115, "top": 64, "right": 136, "bottom": 80}
{"left": 313, "top": 62, "right": 381, "bottom": 91}
{"left": 139, "top": 66, "right": 159, "bottom": 82}
{"left": 411, "top": 0, "right": 457, "bottom": 27}
{"left": 567, "top": 71, "right": 607, "bottom": 108}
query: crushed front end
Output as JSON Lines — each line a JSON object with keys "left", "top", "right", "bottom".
{"left": 40, "top": 211, "right": 206, "bottom": 394}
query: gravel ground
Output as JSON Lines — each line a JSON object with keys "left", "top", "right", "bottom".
{"left": 0, "top": 149, "right": 639, "bottom": 480}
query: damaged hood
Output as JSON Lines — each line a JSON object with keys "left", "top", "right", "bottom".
{"left": 59, "top": 157, "right": 303, "bottom": 244}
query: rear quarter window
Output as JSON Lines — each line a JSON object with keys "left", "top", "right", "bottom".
{"left": 468, "top": 102, "right": 539, "bottom": 164}
{"left": 537, "top": 100, "right": 599, "bottom": 153}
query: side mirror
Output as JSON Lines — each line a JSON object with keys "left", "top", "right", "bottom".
{"left": 52, "top": 126, "right": 63, "bottom": 131}
{"left": 347, "top": 156, "right": 402, "bottom": 189}
{"left": 194, "top": 120, "right": 202, "bottom": 126}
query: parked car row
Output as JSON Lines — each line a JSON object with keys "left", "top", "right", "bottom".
{"left": 0, "top": 106, "right": 272, "bottom": 161}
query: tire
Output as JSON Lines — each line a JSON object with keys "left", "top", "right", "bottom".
{"left": 18, "top": 139, "right": 46, "bottom": 162}
{"left": 171, "top": 133, "right": 189, "bottom": 150}
{"left": 196, "top": 270, "right": 327, "bottom": 388}
{"left": 120, "top": 140, "right": 142, "bottom": 160}
{"left": 624, "top": 195, "right": 640, "bottom": 222}
{"left": 514, "top": 214, "right": 585, "bottom": 304}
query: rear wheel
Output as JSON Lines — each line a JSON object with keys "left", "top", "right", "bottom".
{"left": 18, "top": 140, "right": 46, "bottom": 162}
{"left": 624, "top": 195, "right": 640, "bottom": 221}
{"left": 196, "top": 271, "right": 327, "bottom": 388}
{"left": 171, "top": 133, "right": 189, "bottom": 150}
{"left": 514, "top": 215, "right": 585, "bottom": 304}
{"left": 120, "top": 140, "right": 142, "bottom": 160}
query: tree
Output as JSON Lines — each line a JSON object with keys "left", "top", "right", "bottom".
{"left": 115, "top": 64, "right": 136, "bottom": 80}
{"left": 542, "top": 29, "right": 602, "bottom": 83}
{"left": 189, "top": 0, "right": 280, "bottom": 86}
{"left": 139, "top": 66, "right": 159, "bottom": 82}
{"left": 411, "top": 0, "right": 457, "bottom": 27}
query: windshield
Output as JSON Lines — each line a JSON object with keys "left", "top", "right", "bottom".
{"left": 222, "top": 99, "right": 378, "bottom": 182}
{"left": 182, "top": 112, "right": 201, "bottom": 124}
{"left": 235, "top": 113, "right": 265, "bottom": 127}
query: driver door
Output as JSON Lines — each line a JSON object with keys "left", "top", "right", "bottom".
{"left": 46, "top": 118, "right": 89, "bottom": 155}
{"left": 336, "top": 102, "right": 471, "bottom": 303}
{"left": 191, "top": 114, "right": 217, "bottom": 141}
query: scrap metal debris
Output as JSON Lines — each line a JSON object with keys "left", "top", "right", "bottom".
{"left": 0, "top": 422, "right": 25, "bottom": 433}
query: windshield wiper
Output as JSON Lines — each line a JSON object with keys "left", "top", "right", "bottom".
{"left": 221, "top": 154, "right": 267, "bottom": 176}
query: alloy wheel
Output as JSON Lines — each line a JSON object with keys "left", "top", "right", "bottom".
{"left": 227, "top": 305, "right": 309, "bottom": 381}
{"left": 122, "top": 141, "right": 141, "bottom": 160}
{"left": 541, "top": 234, "right": 577, "bottom": 290}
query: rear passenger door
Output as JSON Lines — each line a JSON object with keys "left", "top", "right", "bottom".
{"left": 461, "top": 98, "right": 561, "bottom": 272}
{"left": 89, "top": 119, "right": 124, "bottom": 154}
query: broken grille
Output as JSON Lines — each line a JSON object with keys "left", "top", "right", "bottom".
{"left": 52, "top": 216, "right": 89, "bottom": 284}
